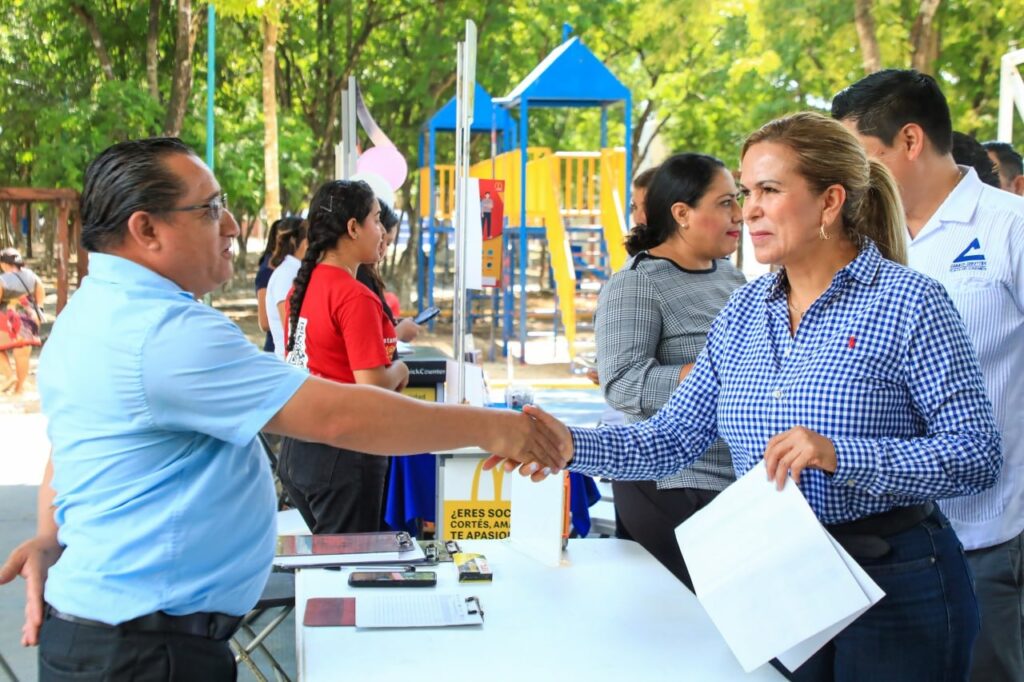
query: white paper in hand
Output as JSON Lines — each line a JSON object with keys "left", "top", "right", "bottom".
{"left": 675, "top": 461, "right": 884, "bottom": 673}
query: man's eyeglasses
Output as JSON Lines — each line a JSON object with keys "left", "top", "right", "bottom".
{"left": 160, "top": 193, "right": 229, "bottom": 222}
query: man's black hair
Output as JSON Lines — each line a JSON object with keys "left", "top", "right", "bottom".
{"left": 982, "top": 141, "right": 1023, "bottom": 180}
{"left": 952, "top": 132, "right": 1000, "bottom": 187}
{"left": 831, "top": 69, "right": 953, "bottom": 155}
{"left": 80, "top": 137, "right": 196, "bottom": 252}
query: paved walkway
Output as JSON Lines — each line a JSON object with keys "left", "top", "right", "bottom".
{"left": 0, "top": 414, "right": 49, "bottom": 681}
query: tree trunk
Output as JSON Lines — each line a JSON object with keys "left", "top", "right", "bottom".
{"left": 263, "top": 14, "right": 282, "bottom": 224}
{"left": 71, "top": 3, "right": 115, "bottom": 81}
{"left": 910, "top": 0, "right": 942, "bottom": 74}
{"left": 146, "top": 0, "right": 161, "bottom": 101}
{"left": 233, "top": 215, "right": 259, "bottom": 289}
{"left": 854, "top": 0, "right": 883, "bottom": 73}
{"left": 164, "top": 0, "right": 194, "bottom": 137}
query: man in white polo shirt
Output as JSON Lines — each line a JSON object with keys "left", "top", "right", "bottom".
{"left": 833, "top": 69, "right": 1024, "bottom": 682}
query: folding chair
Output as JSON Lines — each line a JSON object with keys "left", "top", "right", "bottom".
{"left": 230, "top": 570, "right": 295, "bottom": 682}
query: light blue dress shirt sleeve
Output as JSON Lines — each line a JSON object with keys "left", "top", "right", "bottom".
{"left": 141, "top": 302, "right": 309, "bottom": 446}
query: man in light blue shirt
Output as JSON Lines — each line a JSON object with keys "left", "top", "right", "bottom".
{"left": 0, "top": 138, "right": 566, "bottom": 681}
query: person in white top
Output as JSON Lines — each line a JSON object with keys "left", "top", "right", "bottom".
{"left": 266, "top": 218, "right": 307, "bottom": 358}
{"left": 834, "top": 69, "right": 1024, "bottom": 682}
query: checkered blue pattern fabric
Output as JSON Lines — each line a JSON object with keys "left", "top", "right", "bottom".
{"left": 569, "top": 241, "right": 1002, "bottom": 525}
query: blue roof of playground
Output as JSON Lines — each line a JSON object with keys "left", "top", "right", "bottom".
{"left": 426, "top": 84, "right": 516, "bottom": 133}
{"left": 496, "top": 36, "right": 630, "bottom": 109}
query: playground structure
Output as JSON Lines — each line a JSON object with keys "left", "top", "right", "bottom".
{"left": 0, "top": 187, "right": 83, "bottom": 313}
{"left": 416, "top": 34, "right": 632, "bottom": 362}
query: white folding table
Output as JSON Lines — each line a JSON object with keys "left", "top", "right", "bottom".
{"left": 295, "top": 538, "right": 783, "bottom": 681}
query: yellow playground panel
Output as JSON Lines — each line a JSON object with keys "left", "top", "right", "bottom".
{"left": 418, "top": 147, "right": 629, "bottom": 356}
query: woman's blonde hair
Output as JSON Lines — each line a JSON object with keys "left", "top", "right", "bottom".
{"left": 741, "top": 112, "right": 906, "bottom": 264}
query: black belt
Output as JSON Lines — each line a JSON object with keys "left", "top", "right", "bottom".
{"left": 46, "top": 605, "right": 242, "bottom": 641}
{"left": 827, "top": 503, "right": 934, "bottom": 559}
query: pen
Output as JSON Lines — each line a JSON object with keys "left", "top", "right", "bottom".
{"left": 322, "top": 564, "right": 421, "bottom": 572}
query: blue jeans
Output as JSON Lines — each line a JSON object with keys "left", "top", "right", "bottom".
{"left": 785, "top": 509, "right": 980, "bottom": 681}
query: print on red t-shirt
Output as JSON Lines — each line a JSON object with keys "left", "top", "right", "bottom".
{"left": 284, "top": 264, "right": 397, "bottom": 384}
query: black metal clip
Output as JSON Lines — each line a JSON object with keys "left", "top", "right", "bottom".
{"left": 465, "top": 596, "right": 484, "bottom": 621}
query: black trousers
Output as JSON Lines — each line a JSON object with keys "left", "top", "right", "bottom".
{"left": 39, "top": 612, "right": 235, "bottom": 682}
{"left": 612, "top": 480, "right": 719, "bottom": 590}
{"left": 278, "top": 437, "right": 389, "bottom": 534}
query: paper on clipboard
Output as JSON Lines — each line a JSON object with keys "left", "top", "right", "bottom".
{"left": 355, "top": 593, "right": 484, "bottom": 628}
{"left": 675, "top": 461, "right": 884, "bottom": 673}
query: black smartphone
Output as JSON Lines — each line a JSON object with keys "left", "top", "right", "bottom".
{"left": 413, "top": 306, "right": 441, "bottom": 325}
{"left": 348, "top": 571, "right": 437, "bottom": 588}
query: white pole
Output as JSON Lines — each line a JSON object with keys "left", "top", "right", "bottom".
{"left": 453, "top": 20, "right": 477, "bottom": 404}
{"left": 998, "top": 48, "right": 1024, "bottom": 142}
{"left": 346, "top": 76, "right": 358, "bottom": 178}
{"left": 337, "top": 78, "right": 359, "bottom": 179}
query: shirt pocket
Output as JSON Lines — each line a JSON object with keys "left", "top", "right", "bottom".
{"left": 792, "top": 343, "right": 908, "bottom": 435}
{"left": 944, "top": 276, "right": 1011, "bottom": 365}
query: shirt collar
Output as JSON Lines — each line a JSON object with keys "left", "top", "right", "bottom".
{"left": 765, "top": 239, "right": 882, "bottom": 303}
{"left": 925, "top": 165, "right": 983, "bottom": 227}
{"left": 87, "top": 253, "right": 192, "bottom": 297}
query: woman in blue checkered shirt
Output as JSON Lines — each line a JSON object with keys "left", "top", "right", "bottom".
{"left": 503, "top": 113, "right": 1000, "bottom": 680}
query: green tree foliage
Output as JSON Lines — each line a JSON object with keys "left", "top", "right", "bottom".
{"left": 1, "top": 0, "right": 1021, "bottom": 289}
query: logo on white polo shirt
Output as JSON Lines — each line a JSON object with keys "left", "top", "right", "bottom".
{"left": 951, "top": 238, "right": 987, "bottom": 272}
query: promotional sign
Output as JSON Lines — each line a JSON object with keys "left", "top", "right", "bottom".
{"left": 441, "top": 458, "right": 511, "bottom": 540}
{"left": 479, "top": 178, "right": 505, "bottom": 287}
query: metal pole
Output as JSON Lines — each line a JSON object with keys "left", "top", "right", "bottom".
{"left": 518, "top": 100, "right": 529, "bottom": 363}
{"left": 206, "top": 5, "right": 215, "bottom": 171}
{"left": 416, "top": 131, "right": 425, "bottom": 311}
{"left": 600, "top": 105, "right": 608, "bottom": 149}
{"left": 623, "top": 93, "right": 633, "bottom": 230}
{"left": 453, "top": 41, "right": 466, "bottom": 371}
{"left": 452, "top": 21, "right": 477, "bottom": 403}
{"left": 204, "top": 4, "right": 215, "bottom": 306}
{"left": 427, "top": 127, "right": 437, "bottom": 321}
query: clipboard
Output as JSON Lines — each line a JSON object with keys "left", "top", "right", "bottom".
{"left": 303, "top": 595, "right": 484, "bottom": 629}
{"left": 277, "top": 531, "right": 414, "bottom": 557}
{"left": 275, "top": 531, "right": 425, "bottom": 569}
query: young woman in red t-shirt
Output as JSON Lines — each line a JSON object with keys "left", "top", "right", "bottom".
{"left": 279, "top": 180, "right": 409, "bottom": 533}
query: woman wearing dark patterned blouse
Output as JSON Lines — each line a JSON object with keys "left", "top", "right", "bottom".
{"left": 596, "top": 154, "right": 745, "bottom": 588}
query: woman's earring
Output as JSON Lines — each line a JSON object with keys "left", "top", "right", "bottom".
{"left": 818, "top": 223, "right": 830, "bottom": 241}
{"left": 680, "top": 223, "right": 689, "bottom": 230}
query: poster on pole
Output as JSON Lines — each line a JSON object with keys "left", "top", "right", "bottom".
{"left": 479, "top": 178, "right": 505, "bottom": 287}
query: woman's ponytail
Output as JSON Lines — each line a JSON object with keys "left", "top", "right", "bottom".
{"left": 854, "top": 159, "right": 906, "bottom": 265}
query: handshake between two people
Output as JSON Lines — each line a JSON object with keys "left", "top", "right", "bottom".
{"left": 485, "top": 404, "right": 574, "bottom": 480}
